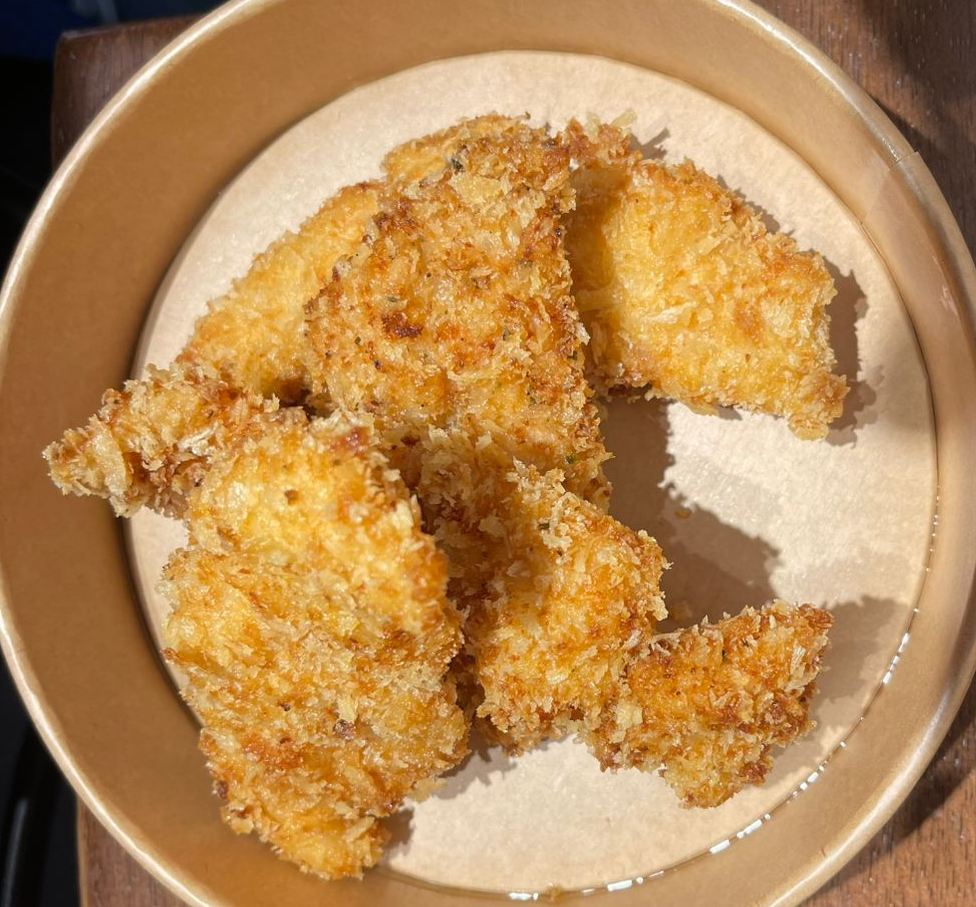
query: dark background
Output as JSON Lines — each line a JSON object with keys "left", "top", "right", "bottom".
{"left": 0, "top": 4, "right": 218, "bottom": 904}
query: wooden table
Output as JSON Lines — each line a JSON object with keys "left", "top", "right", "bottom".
{"left": 54, "top": 4, "right": 976, "bottom": 905}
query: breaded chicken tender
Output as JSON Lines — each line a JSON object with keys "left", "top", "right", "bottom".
{"left": 585, "top": 601, "right": 832, "bottom": 807}
{"left": 43, "top": 364, "right": 275, "bottom": 518}
{"left": 304, "top": 115, "right": 609, "bottom": 506}
{"left": 417, "top": 427, "right": 667, "bottom": 751}
{"left": 176, "top": 120, "right": 554, "bottom": 407}
{"left": 162, "top": 412, "right": 467, "bottom": 878}
{"left": 176, "top": 118, "right": 551, "bottom": 406}
{"left": 418, "top": 428, "right": 829, "bottom": 806}
{"left": 45, "top": 373, "right": 468, "bottom": 877}
{"left": 563, "top": 120, "right": 848, "bottom": 439}
{"left": 178, "top": 183, "right": 381, "bottom": 401}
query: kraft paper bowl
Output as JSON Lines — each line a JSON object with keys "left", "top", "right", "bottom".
{"left": 1, "top": 1, "right": 974, "bottom": 905}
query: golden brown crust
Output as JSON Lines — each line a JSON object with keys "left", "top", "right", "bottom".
{"left": 585, "top": 601, "right": 832, "bottom": 807}
{"left": 563, "top": 120, "right": 848, "bottom": 439}
{"left": 41, "top": 115, "right": 839, "bottom": 872}
{"left": 417, "top": 427, "right": 666, "bottom": 751}
{"left": 382, "top": 113, "right": 527, "bottom": 185}
{"left": 162, "top": 413, "right": 467, "bottom": 878}
{"left": 305, "top": 115, "right": 610, "bottom": 507}
{"left": 42, "top": 364, "right": 275, "bottom": 518}
{"left": 178, "top": 182, "right": 381, "bottom": 401}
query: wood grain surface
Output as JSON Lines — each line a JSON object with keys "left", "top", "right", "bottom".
{"left": 51, "top": 3, "right": 975, "bottom": 906}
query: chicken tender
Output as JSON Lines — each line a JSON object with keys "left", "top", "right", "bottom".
{"left": 45, "top": 373, "right": 468, "bottom": 876}
{"left": 43, "top": 364, "right": 275, "bottom": 518}
{"left": 162, "top": 412, "right": 467, "bottom": 878}
{"left": 304, "top": 115, "right": 610, "bottom": 506}
{"left": 418, "top": 428, "right": 829, "bottom": 806}
{"left": 417, "top": 427, "right": 666, "bottom": 750}
{"left": 563, "top": 120, "right": 848, "bottom": 439}
{"left": 586, "top": 601, "right": 832, "bottom": 807}
{"left": 178, "top": 182, "right": 381, "bottom": 401}
{"left": 176, "top": 118, "right": 538, "bottom": 404}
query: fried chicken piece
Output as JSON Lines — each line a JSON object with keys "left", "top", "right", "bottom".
{"left": 586, "top": 601, "right": 832, "bottom": 807}
{"left": 177, "top": 182, "right": 381, "bottom": 401}
{"left": 176, "top": 118, "right": 539, "bottom": 404}
{"left": 304, "top": 115, "right": 610, "bottom": 507}
{"left": 43, "top": 364, "right": 274, "bottom": 518}
{"left": 162, "top": 412, "right": 467, "bottom": 878}
{"left": 417, "top": 427, "right": 666, "bottom": 751}
{"left": 563, "top": 120, "right": 848, "bottom": 439}
{"left": 45, "top": 373, "right": 468, "bottom": 876}
{"left": 418, "top": 429, "right": 829, "bottom": 806}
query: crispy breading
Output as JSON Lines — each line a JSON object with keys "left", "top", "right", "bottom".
{"left": 304, "top": 115, "right": 610, "bottom": 506}
{"left": 563, "top": 120, "right": 848, "bottom": 439}
{"left": 176, "top": 117, "right": 550, "bottom": 405}
{"left": 178, "top": 182, "right": 381, "bottom": 401}
{"left": 162, "top": 412, "right": 467, "bottom": 878}
{"left": 416, "top": 425, "right": 830, "bottom": 803}
{"left": 43, "top": 364, "right": 275, "bottom": 518}
{"left": 178, "top": 120, "right": 562, "bottom": 405}
{"left": 382, "top": 113, "right": 524, "bottom": 185}
{"left": 45, "top": 370, "right": 468, "bottom": 877}
{"left": 585, "top": 601, "right": 832, "bottom": 807}
{"left": 41, "top": 113, "right": 837, "bottom": 866}
{"left": 417, "top": 427, "right": 666, "bottom": 751}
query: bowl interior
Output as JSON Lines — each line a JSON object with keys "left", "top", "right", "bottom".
{"left": 128, "top": 49, "right": 936, "bottom": 896}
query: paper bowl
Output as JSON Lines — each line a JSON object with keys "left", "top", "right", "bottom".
{"left": 1, "top": 1, "right": 975, "bottom": 905}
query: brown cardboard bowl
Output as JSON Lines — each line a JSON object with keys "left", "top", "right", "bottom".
{"left": 1, "top": 1, "right": 974, "bottom": 905}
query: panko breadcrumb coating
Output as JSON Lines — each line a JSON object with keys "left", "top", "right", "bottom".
{"left": 382, "top": 114, "right": 526, "bottom": 185}
{"left": 417, "top": 427, "right": 667, "bottom": 751}
{"left": 178, "top": 182, "right": 381, "bottom": 401}
{"left": 586, "top": 601, "right": 832, "bottom": 807}
{"left": 162, "top": 412, "right": 467, "bottom": 878}
{"left": 43, "top": 364, "right": 275, "bottom": 518}
{"left": 304, "top": 115, "right": 610, "bottom": 506}
{"left": 45, "top": 373, "right": 468, "bottom": 878}
{"left": 177, "top": 119, "right": 537, "bottom": 405}
{"left": 41, "top": 114, "right": 839, "bottom": 878}
{"left": 563, "top": 120, "right": 848, "bottom": 439}
{"left": 418, "top": 427, "right": 830, "bottom": 806}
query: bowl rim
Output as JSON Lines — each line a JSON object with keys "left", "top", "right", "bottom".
{"left": 1, "top": 1, "right": 975, "bottom": 905}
